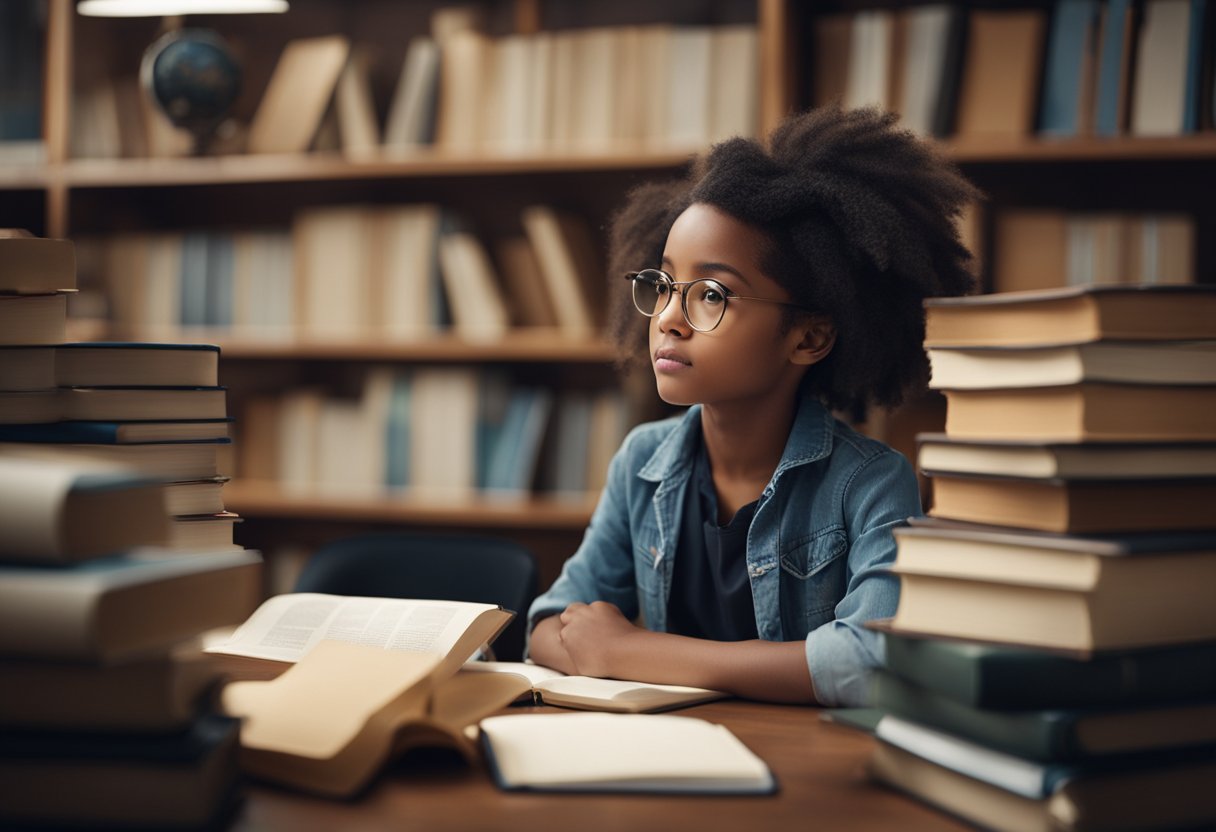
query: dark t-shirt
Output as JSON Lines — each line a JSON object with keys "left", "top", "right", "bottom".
{"left": 666, "top": 440, "right": 760, "bottom": 641}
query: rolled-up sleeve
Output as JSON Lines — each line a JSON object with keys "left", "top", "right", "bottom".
{"left": 804, "top": 449, "right": 919, "bottom": 706}
{"left": 525, "top": 430, "right": 644, "bottom": 650}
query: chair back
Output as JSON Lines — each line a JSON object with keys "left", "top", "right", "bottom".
{"left": 293, "top": 532, "right": 539, "bottom": 661}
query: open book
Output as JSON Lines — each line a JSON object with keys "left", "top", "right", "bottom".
{"left": 202, "top": 592, "right": 513, "bottom": 681}
{"left": 479, "top": 712, "right": 777, "bottom": 794}
{"left": 462, "top": 661, "right": 728, "bottom": 714}
{"left": 221, "top": 640, "right": 531, "bottom": 797}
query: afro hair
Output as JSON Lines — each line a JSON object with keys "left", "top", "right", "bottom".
{"left": 607, "top": 105, "right": 980, "bottom": 420}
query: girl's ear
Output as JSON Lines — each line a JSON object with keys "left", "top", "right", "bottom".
{"left": 789, "top": 315, "right": 836, "bottom": 366}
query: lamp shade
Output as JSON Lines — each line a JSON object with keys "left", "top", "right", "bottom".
{"left": 78, "top": 0, "right": 288, "bottom": 16}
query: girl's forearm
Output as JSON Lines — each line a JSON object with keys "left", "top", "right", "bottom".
{"left": 605, "top": 629, "right": 818, "bottom": 704}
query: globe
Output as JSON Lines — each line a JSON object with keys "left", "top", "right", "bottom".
{"left": 141, "top": 28, "right": 242, "bottom": 153}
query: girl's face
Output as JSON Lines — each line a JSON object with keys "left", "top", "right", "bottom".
{"left": 649, "top": 203, "right": 813, "bottom": 408}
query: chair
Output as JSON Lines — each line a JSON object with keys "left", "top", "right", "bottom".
{"left": 293, "top": 532, "right": 540, "bottom": 662}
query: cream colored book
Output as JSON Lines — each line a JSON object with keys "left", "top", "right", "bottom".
{"left": 223, "top": 640, "right": 530, "bottom": 797}
{"left": 479, "top": 712, "right": 776, "bottom": 793}
{"left": 203, "top": 592, "right": 514, "bottom": 681}
{"left": 462, "top": 661, "right": 727, "bottom": 714}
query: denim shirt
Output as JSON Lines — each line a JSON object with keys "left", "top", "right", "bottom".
{"left": 527, "top": 393, "right": 920, "bottom": 707}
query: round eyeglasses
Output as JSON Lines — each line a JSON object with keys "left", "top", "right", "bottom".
{"left": 625, "top": 269, "right": 810, "bottom": 333}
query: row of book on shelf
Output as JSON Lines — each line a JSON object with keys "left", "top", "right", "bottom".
{"left": 0, "top": 232, "right": 263, "bottom": 828}
{"left": 237, "top": 368, "right": 629, "bottom": 500}
{"left": 816, "top": 0, "right": 1212, "bottom": 139}
{"left": 836, "top": 282, "right": 1216, "bottom": 832}
{"left": 75, "top": 10, "right": 760, "bottom": 161}
{"left": 86, "top": 202, "right": 604, "bottom": 342}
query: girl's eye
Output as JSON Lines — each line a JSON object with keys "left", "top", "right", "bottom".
{"left": 697, "top": 283, "right": 727, "bottom": 306}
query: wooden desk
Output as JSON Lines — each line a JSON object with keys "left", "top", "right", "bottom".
{"left": 230, "top": 701, "right": 968, "bottom": 831}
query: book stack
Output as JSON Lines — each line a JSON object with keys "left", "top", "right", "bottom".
{"left": 1, "top": 233, "right": 241, "bottom": 550}
{"left": 865, "top": 283, "right": 1216, "bottom": 832}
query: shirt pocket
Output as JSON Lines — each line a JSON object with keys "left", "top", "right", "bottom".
{"left": 778, "top": 526, "right": 849, "bottom": 633}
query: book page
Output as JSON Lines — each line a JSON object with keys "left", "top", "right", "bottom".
{"left": 479, "top": 713, "right": 775, "bottom": 793}
{"left": 460, "top": 660, "right": 567, "bottom": 686}
{"left": 535, "top": 676, "right": 726, "bottom": 711}
{"left": 204, "top": 593, "right": 500, "bottom": 665}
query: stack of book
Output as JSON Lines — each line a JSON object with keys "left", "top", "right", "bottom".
{"left": 865, "top": 284, "right": 1216, "bottom": 832}
{"left": 1, "top": 233, "right": 240, "bottom": 550}
{"left": 1, "top": 232, "right": 264, "bottom": 827}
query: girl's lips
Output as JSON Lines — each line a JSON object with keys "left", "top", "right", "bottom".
{"left": 653, "top": 349, "right": 691, "bottom": 372}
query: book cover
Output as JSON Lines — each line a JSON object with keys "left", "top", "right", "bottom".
{"left": 880, "top": 626, "right": 1216, "bottom": 709}
{"left": 1038, "top": 0, "right": 1100, "bottom": 136}
{"left": 924, "top": 284, "right": 1216, "bottom": 347}
{"left": 480, "top": 713, "right": 776, "bottom": 794}
{"left": 953, "top": 9, "right": 1047, "bottom": 137}
{"left": 873, "top": 669, "right": 1216, "bottom": 761}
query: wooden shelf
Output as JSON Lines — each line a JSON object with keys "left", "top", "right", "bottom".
{"left": 943, "top": 134, "right": 1216, "bottom": 163}
{"left": 10, "top": 136, "right": 1216, "bottom": 193}
{"left": 225, "top": 480, "right": 598, "bottom": 530}
{"left": 54, "top": 149, "right": 695, "bottom": 189}
{"left": 91, "top": 329, "right": 620, "bottom": 363}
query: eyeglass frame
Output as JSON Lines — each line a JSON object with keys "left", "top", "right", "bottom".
{"left": 624, "top": 268, "right": 812, "bottom": 333}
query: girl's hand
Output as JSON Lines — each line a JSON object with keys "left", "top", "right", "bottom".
{"left": 557, "top": 601, "right": 644, "bottom": 678}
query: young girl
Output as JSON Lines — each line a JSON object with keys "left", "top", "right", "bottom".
{"left": 527, "top": 106, "right": 978, "bottom": 707}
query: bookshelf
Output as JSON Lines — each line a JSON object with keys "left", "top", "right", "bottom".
{"left": 3, "top": 0, "right": 1213, "bottom": 586}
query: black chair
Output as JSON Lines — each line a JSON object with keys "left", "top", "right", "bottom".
{"left": 293, "top": 532, "right": 540, "bottom": 662}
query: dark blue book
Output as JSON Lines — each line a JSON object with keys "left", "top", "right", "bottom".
{"left": 874, "top": 668, "right": 1216, "bottom": 762}
{"left": 0, "top": 419, "right": 230, "bottom": 444}
{"left": 881, "top": 625, "right": 1216, "bottom": 709}
{"left": 1183, "top": 0, "right": 1210, "bottom": 130}
{"left": 1038, "top": 0, "right": 1101, "bottom": 136}
{"left": 0, "top": 714, "right": 241, "bottom": 830}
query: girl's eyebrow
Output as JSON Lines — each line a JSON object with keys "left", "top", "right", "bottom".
{"left": 660, "top": 257, "right": 753, "bottom": 288}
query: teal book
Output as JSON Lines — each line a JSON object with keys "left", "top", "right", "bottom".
{"left": 384, "top": 373, "right": 411, "bottom": 488}
{"left": 1183, "top": 0, "right": 1209, "bottom": 130}
{"left": 1093, "top": 0, "right": 1134, "bottom": 135}
{"left": 874, "top": 669, "right": 1216, "bottom": 762}
{"left": 1038, "top": 0, "right": 1100, "bottom": 136}
{"left": 881, "top": 628, "right": 1216, "bottom": 709}
{"left": 0, "top": 421, "right": 231, "bottom": 444}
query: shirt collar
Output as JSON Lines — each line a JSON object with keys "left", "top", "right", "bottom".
{"left": 638, "top": 391, "right": 836, "bottom": 484}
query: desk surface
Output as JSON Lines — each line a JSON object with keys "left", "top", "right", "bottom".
{"left": 231, "top": 700, "right": 969, "bottom": 832}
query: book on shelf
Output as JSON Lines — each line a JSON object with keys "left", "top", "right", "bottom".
{"left": 927, "top": 340, "right": 1216, "bottom": 389}
{"left": 0, "top": 293, "right": 69, "bottom": 345}
{"left": 923, "top": 284, "right": 1216, "bottom": 348}
{"left": 55, "top": 342, "right": 220, "bottom": 388}
{"left": 0, "top": 234, "right": 75, "bottom": 293}
{"left": 378, "top": 205, "right": 442, "bottom": 339}
{"left": 941, "top": 383, "right": 1216, "bottom": 442}
{"left": 0, "top": 454, "right": 168, "bottom": 563}
{"left": 462, "top": 661, "right": 727, "bottom": 714}
{"left": 247, "top": 35, "right": 351, "bottom": 154}
{"left": 334, "top": 47, "right": 379, "bottom": 158}
{"left": 1037, "top": 0, "right": 1101, "bottom": 137}
{"left": 410, "top": 367, "right": 480, "bottom": 496}
{"left": 495, "top": 236, "right": 559, "bottom": 328}
{"left": 665, "top": 27, "right": 714, "bottom": 148}
{"left": 437, "top": 231, "right": 511, "bottom": 340}
{"left": 480, "top": 386, "right": 554, "bottom": 494}
{"left": 0, "top": 419, "right": 231, "bottom": 444}
{"left": 479, "top": 712, "right": 776, "bottom": 795}
{"left": 895, "top": 518, "right": 1216, "bottom": 584}
{"left": 434, "top": 29, "right": 489, "bottom": 152}
{"left": 0, "top": 640, "right": 222, "bottom": 732}
{"left": 521, "top": 205, "right": 603, "bottom": 339}
{"left": 1093, "top": 0, "right": 1136, "bottom": 135}
{"left": 953, "top": 8, "right": 1047, "bottom": 137}
{"left": 1130, "top": 0, "right": 1195, "bottom": 135}
{"left": 916, "top": 433, "right": 1216, "bottom": 479}
{"left": 810, "top": 14, "right": 852, "bottom": 107}
{"left": 708, "top": 24, "right": 759, "bottom": 142}
{"left": 0, "top": 714, "right": 241, "bottom": 831}
{"left": 926, "top": 471, "right": 1216, "bottom": 533}
{"left": 898, "top": 5, "right": 966, "bottom": 137}
{"left": 991, "top": 210, "right": 1068, "bottom": 292}
{"left": 168, "top": 511, "right": 241, "bottom": 551}
{"left": 61, "top": 385, "right": 228, "bottom": 422}
{"left": 873, "top": 669, "right": 1216, "bottom": 762}
{"left": 383, "top": 36, "right": 440, "bottom": 150}
{"left": 202, "top": 592, "right": 514, "bottom": 682}
{"left": 867, "top": 725, "right": 1216, "bottom": 832}
{"left": 880, "top": 628, "right": 1216, "bottom": 710}
{"left": 879, "top": 539, "right": 1216, "bottom": 653}
{"left": 0, "top": 344, "right": 55, "bottom": 390}
{"left": 0, "top": 548, "right": 262, "bottom": 662}
{"left": 293, "top": 205, "right": 377, "bottom": 341}
{"left": 220, "top": 639, "right": 530, "bottom": 797}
